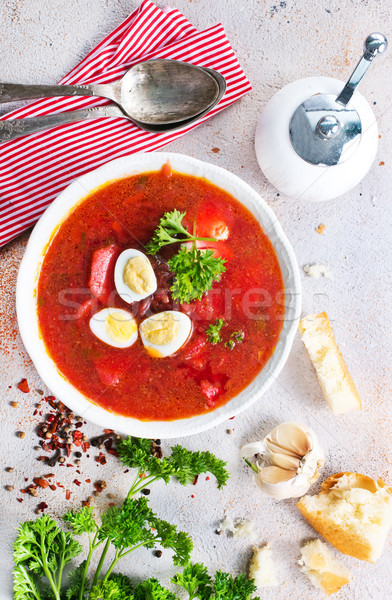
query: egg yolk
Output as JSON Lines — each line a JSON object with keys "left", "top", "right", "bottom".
{"left": 123, "top": 255, "right": 155, "bottom": 295}
{"left": 105, "top": 312, "right": 137, "bottom": 342}
{"left": 141, "top": 312, "right": 180, "bottom": 345}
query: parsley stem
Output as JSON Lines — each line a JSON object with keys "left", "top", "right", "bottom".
{"left": 79, "top": 530, "right": 99, "bottom": 600}
{"left": 91, "top": 539, "right": 110, "bottom": 587}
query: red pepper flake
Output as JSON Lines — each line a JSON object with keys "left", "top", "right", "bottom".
{"left": 191, "top": 494, "right": 195, "bottom": 498}
{"left": 82, "top": 442, "right": 90, "bottom": 452}
{"left": 17, "top": 498, "right": 23, "bottom": 503}
{"left": 124, "top": 469, "right": 130, "bottom": 474}
{"left": 37, "top": 502, "right": 48, "bottom": 511}
{"left": 65, "top": 443, "right": 71, "bottom": 457}
{"left": 229, "top": 416, "right": 235, "bottom": 420}
{"left": 73, "top": 430, "right": 83, "bottom": 439}
{"left": 65, "top": 489, "right": 71, "bottom": 500}
{"left": 73, "top": 479, "right": 81, "bottom": 486}
{"left": 108, "top": 448, "right": 119, "bottom": 457}
{"left": 379, "top": 161, "right": 385, "bottom": 166}
{"left": 33, "top": 409, "right": 38, "bottom": 416}
{"left": 211, "top": 147, "right": 220, "bottom": 154}
{"left": 24, "top": 477, "right": 29, "bottom": 482}
{"left": 108, "top": 502, "right": 115, "bottom": 507}
{"left": 85, "top": 478, "right": 91, "bottom": 483}
{"left": 74, "top": 439, "right": 82, "bottom": 447}
{"left": 44, "top": 473, "right": 55, "bottom": 478}
{"left": 66, "top": 463, "right": 73, "bottom": 467}
{"left": 17, "top": 379, "right": 30, "bottom": 393}
{"left": 104, "top": 429, "right": 114, "bottom": 434}
{"left": 49, "top": 485, "right": 56, "bottom": 491}
{"left": 206, "top": 476, "right": 210, "bottom": 481}
{"left": 41, "top": 442, "right": 51, "bottom": 452}
{"left": 75, "top": 422, "right": 83, "bottom": 429}
{"left": 82, "top": 500, "right": 91, "bottom": 507}
{"left": 192, "top": 475, "right": 199, "bottom": 486}
{"left": 57, "top": 482, "right": 64, "bottom": 488}
{"left": 95, "top": 453, "right": 107, "bottom": 465}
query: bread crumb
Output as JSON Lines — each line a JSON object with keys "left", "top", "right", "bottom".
{"left": 303, "top": 264, "right": 332, "bottom": 279}
{"left": 315, "top": 224, "right": 326, "bottom": 235}
{"left": 299, "top": 539, "right": 351, "bottom": 595}
{"left": 249, "top": 544, "right": 279, "bottom": 588}
{"left": 218, "top": 515, "right": 256, "bottom": 540}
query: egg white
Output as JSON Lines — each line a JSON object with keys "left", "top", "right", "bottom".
{"left": 140, "top": 310, "right": 192, "bottom": 358}
{"left": 89, "top": 308, "right": 138, "bottom": 348}
{"left": 114, "top": 248, "right": 157, "bottom": 304}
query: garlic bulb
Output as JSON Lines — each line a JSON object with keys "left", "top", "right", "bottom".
{"left": 242, "top": 422, "right": 324, "bottom": 500}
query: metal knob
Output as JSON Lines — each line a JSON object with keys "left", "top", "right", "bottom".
{"left": 336, "top": 33, "right": 388, "bottom": 106}
{"left": 316, "top": 115, "right": 341, "bottom": 139}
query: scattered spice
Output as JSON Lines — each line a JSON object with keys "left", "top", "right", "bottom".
{"left": 379, "top": 161, "right": 385, "bottom": 166}
{"left": 227, "top": 429, "right": 233, "bottom": 435}
{"left": 154, "top": 550, "right": 163, "bottom": 558}
{"left": 10, "top": 401, "right": 18, "bottom": 408}
{"left": 17, "top": 378, "right": 30, "bottom": 393}
{"left": 6, "top": 467, "right": 14, "bottom": 472}
{"left": 17, "top": 431, "right": 25, "bottom": 439}
{"left": 36, "top": 502, "right": 48, "bottom": 514}
{"left": 211, "top": 147, "right": 220, "bottom": 154}
{"left": 141, "top": 489, "right": 150, "bottom": 496}
{"left": 315, "top": 223, "right": 326, "bottom": 235}
{"left": 6, "top": 485, "right": 14, "bottom": 491}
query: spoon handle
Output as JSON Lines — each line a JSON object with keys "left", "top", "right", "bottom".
{"left": 0, "top": 105, "right": 125, "bottom": 142}
{"left": 0, "top": 82, "right": 119, "bottom": 103}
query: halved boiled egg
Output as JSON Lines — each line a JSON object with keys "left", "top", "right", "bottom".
{"left": 140, "top": 310, "right": 192, "bottom": 358}
{"left": 89, "top": 308, "right": 138, "bottom": 348}
{"left": 114, "top": 249, "right": 157, "bottom": 303}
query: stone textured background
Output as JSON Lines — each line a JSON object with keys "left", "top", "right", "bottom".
{"left": 1, "top": 1, "right": 392, "bottom": 598}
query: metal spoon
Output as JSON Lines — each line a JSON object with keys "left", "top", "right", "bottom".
{"left": 0, "top": 66, "right": 226, "bottom": 142}
{"left": 0, "top": 59, "right": 220, "bottom": 124}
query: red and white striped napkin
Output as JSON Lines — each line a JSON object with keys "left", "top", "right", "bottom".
{"left": 0, "top": 0, "right": 251, "bottom": 248}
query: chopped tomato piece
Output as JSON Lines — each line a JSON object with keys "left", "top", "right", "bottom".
{"left": 160, "top": 161, "right": 172, "bottom": 178}
{"left": 186, "top": 355, "right": 207, "bottom": 371}
{"left": 196, "top": 201, "right": 230, "bottom": 240}
{"left": 76, "top": 299, "right": 95, "bottom": 320}
{"left": 89, "top": 245, "right": 120, "bottom": 304}
{"left": 200, "top": 380, "right": 221, "bottom": 407}
{"left": 111, "top": 220, "right": 129, "bottom": 244}
{"left": 182, "top": 335, "right": 207, "bottom": 360}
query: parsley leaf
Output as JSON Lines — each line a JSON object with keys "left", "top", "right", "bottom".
{"left": 168, "top": 247, "right": 226, "bottom": 304}
{"left": 133, "top": 578, "right": 177, "bottom": 600}
{"left": 206, "top": 319, "right": 226, "bottom": 344}
{"left": 116, "top": 437, "right": 229, "bottom": 490}
{"left": 173, "top": 564, "right": 260, "bottom": 600}
{"left": 63, "top": 506, "right": 97, "bottom": 535}
{"left": 145, "top": 210, "right": 218, "bottom": 255}
{"left": 172, "top": 563, "right": 212, "bottom": 600}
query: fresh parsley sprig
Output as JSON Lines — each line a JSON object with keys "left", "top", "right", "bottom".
{"left": 172, "top": 563, "right": 260, "bottom": 600}
{"left": 145, "top": 210, "right": 218, "bottom": 255}
{"left": 13, "top": 438, "right": 230, "bottom": 600}
{"left": 116, "top": 436, "right": 230, "bottom": 492}
{"left": 206, "top": 319, "right": 226, "bottom": 344}
{"left": 145, "top": 210, "right": 227, "bottom": 303}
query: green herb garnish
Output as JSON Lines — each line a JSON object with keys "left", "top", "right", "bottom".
{"left": 206, "top": 319, "right": 226, "bottom": 345}
{"left": 13, "top": 437, "right": 230, "bottom": 600}
{"left": 172, "top": 562, "right": 260, "bottom": 600}
{"left": 146, "top": 210, "right": 226, "bottom": 303}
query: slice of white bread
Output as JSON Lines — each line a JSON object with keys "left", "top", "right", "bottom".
{"left": 298, "top": 472, "right": 392, "bottom": 562}
{"left": 248, "top": 544, "right": 278, "bottom": 588}
{"left": 298, "top": 312, "right": 361, "bottom": 414}
{"left": 299, "top": 539, "right": 352, "bottom": 596}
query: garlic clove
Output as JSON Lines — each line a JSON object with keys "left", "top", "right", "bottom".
{"left": 268, "top": 451, "right": 301, "bottom": 471}
{"left": 242, "top": 422, "right": 325, "bottom": 500}
{"left": 266, "top": 422, "right": 313, "bottom": 458}
{"left": 257, "top": 465, "right": 297, "bottom": 484}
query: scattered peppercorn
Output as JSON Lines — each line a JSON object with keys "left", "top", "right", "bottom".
{"left": 227, "top": 429, "right": 233, "bottom": 435}
{"left": 10, "top": 401, "right": 18, "bottom": 408}
{"left": 6, "top": 467, "right": 14, "bottom": 472}
{"left": 154, "top": 550, "right": 163, "bottom": 558}
{"left": 141, "top": 488, "right": 151, "bottom": 496}
{"left": 17, "top": 431, "right": 25, "bottom": 439}
{"left": 6, "top": 485, "right": 14, "bottom": 491}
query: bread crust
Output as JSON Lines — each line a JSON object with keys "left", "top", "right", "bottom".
{"left": 298, "top": 312, "right": 361, "bottom": 414}
{"left": 297, "top": 472, "right": 392, "bottom": 562}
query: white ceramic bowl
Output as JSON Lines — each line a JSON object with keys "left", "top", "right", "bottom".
{"left": 17, "top": 152, "right": 301, "bottom": 439}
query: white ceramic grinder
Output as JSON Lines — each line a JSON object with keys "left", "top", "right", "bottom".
{"left": 255, "top": 33, "right": 387, "bottom": 201}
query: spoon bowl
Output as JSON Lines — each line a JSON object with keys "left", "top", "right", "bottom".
{"left": 0, "top": 59, "right": 220, "bottom": 125}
